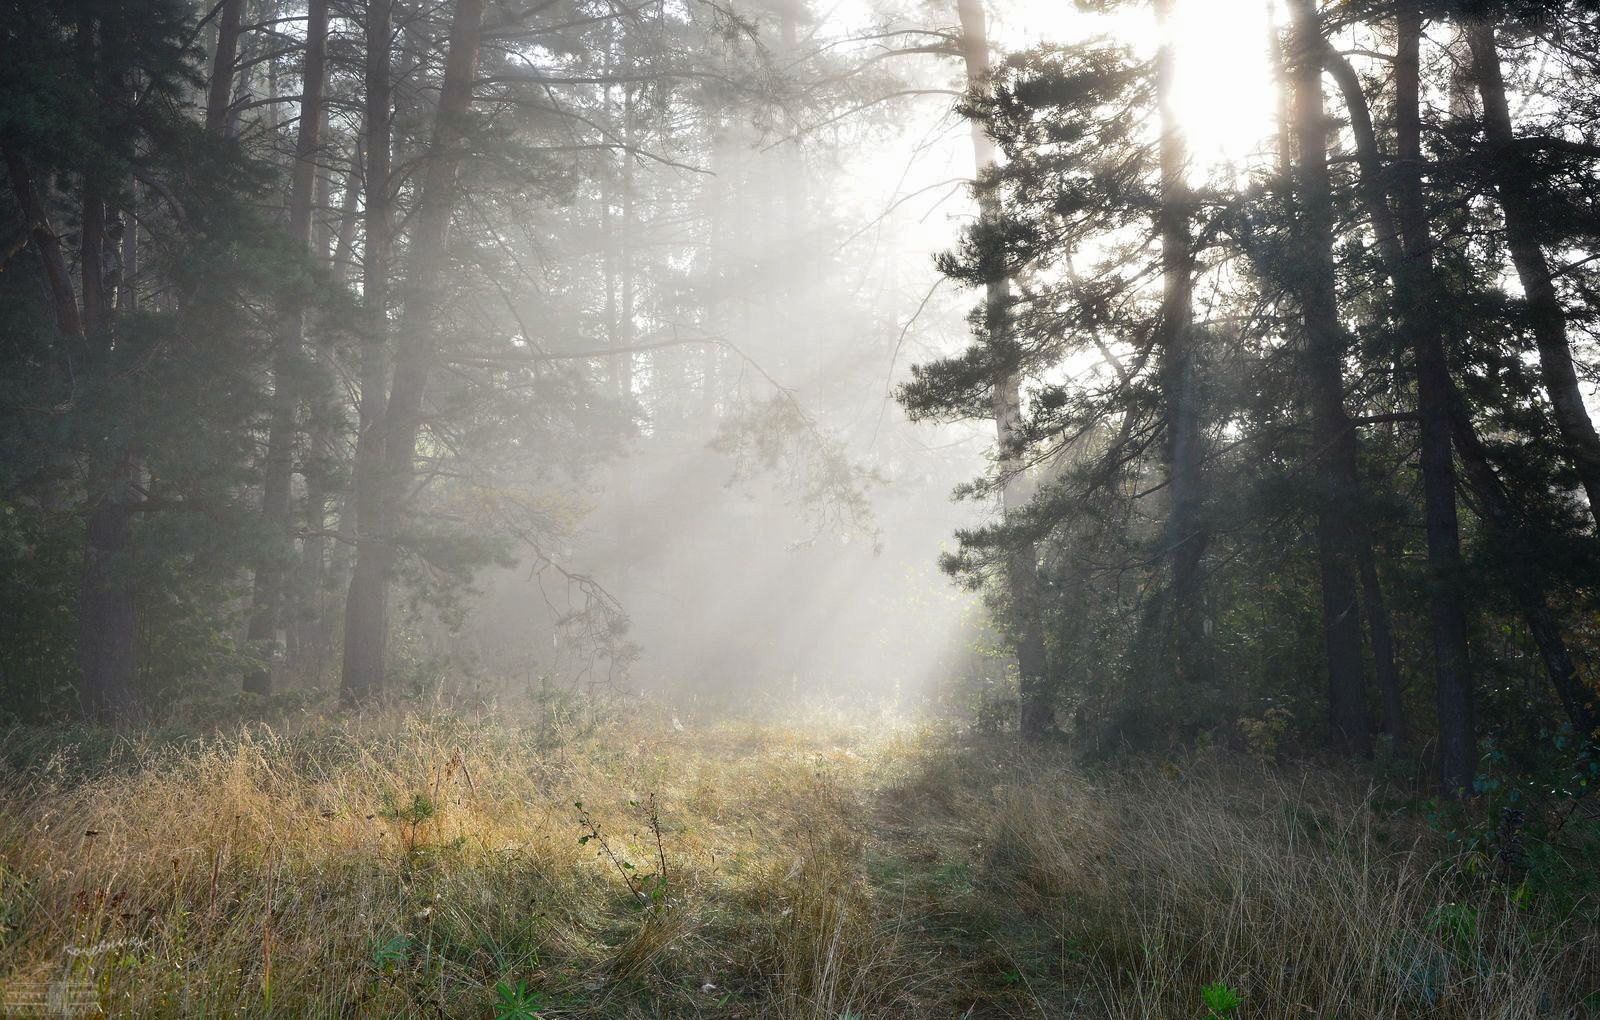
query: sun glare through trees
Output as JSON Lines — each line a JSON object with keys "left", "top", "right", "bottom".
{"left": 1, "top": 0, "right": 1599, "bottom": 1014}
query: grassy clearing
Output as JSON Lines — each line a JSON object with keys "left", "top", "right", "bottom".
{"left": 0, "top": 713, "right": 1594, "bottom": 1017}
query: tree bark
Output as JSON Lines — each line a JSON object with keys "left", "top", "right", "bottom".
{"left": 955, "top": 0, "right": 1053, "bottom": 738}
{"left": 244, "top": 0, "right": 329, "bottom": 696}
{"left": 1355, "top": 540, "right": 1406, "bottom": 745}
{"left": 1329, "top": 19, "right": 1590, "bottom": 754}
{"left": 205, "top": 0, "right": 245, "bottom": 135}
{"left": 1152, "top": 0, "right": 1208, "bottom": 694}
{"left": 343, "top": 0, "right": 487, "bottom": 704}
{"left": 341, "top": 0, "right": 395, "bottom": 705}
{"left": 1467, "top": 21, "right": 1600, "bottom": 533}
{"left": 1287, "top": 0, "right": 1372, "bottom": 754}
{"left": 1395, "top": 7, "right": 1475, "bottom": 793}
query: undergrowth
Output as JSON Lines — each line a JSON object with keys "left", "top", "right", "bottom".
{"left": 0, "top": 712, "right": 1593, "bottom": 1017}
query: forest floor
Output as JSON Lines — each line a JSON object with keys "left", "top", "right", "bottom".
{"left": 0, "top": 711, "right": 1595, "bottom": 1018}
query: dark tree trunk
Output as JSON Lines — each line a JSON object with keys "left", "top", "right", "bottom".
{"left": 379, "top": 0, "right": 486, "bottom": 507}
{"left": 1329, "top": 21, "right": 1586, "bottom": 756}
{"left": 340, "top": 0, "right": 395, "bottom": 705}
{"left": 79, "top": 185, "right": 108, "bottom": 335}
{"left": 343, "top": 0, "right": 486, "bottom": 705}
{"left": 1468, "top": 22, "right": 1600, "bottom": 532}
{"left": 245, "top": 0, "right": 329, "bottom": 696}
{"left": 205, "top": 0, "right": 244, "bottom": 136}
{"left": 1288, "top": 0, "right": 1372, "bottom": 754}
{"left": 955, "top": 0, "right": 1053, "bottom": 738}
{"left": 1154, "top": 0, "right": 1208, "bottom": 693}
{"left": 1396, "top": 7, "right": 1475, "bottom": 792}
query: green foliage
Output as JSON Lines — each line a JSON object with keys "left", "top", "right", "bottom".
{"left": 1200, "top": 982, "right": 1242, "bottom": 1019}
{"left": 493, "top": 979, "right": 545, "bottom": 1020}
{"left": 378, "top": 791, "right": 437, "bottom": 854}
{"left": 371, "top": 932, "right": 413, "bottom": 973}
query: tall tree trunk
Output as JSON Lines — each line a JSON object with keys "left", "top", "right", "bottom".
{"left": 343, "top": 0, "right": 486, "bottom": 704}
{"left": 1467, "top": 22, "right": 1600, "bottom": 531}
{"left": 341, "top": 0, "right": 395, "bottom": 705}
{"left": 1152, "top": 0, "right": 1208, "bottom": 695}
{"left": 955, "top": 0, "right": 1053, "bottom": 738}
{"left": 1328, "top": 27, "right": 1588, "bottom": 752}
{"left": 205, "top": 0, "right": 245, "bottom": 135}
{"left": 245, "top": 0, "right": 329, "bottom": 696}
{"left": 1396, "top": 7, "right": 1475, "bottom": 791}
{"left": 1287, "top": 0, "right": 1371, "bottom": 753}
{"left": 294, "top": 116, "right": 341, "bottom": 672}
{"left": 69, "top": 15, "right": 144, "bottom": 720}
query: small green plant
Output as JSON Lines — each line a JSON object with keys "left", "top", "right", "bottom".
{"left": 1201, "top": 982, "right": 1242, "bottom": 1019}
{"left": 1239, "top": 705, "right": 1293, "bottom": 764}
{"left": 1426, "top": 901, "right": 1482, "bottom": 963}
{"left": 370, "top": 932, "right": 412, "bottom": 973}
{"left": 378, "top": 791, "right": 436, "bottom": 853}
{"left": 494, "top": 979, "right": 544, "bottom": 1020}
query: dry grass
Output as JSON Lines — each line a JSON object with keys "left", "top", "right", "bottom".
{"left": 0, "top": 713, "right": 1593, "bottom": 1018}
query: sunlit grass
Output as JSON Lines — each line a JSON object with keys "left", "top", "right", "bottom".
{"left": 0, "top": 712, "right": 1592, "bottom": 1017}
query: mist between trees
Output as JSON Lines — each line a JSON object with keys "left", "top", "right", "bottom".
{"left": 4, "top": 0, "right": 1600, "bottom": 784}
{"left": 5, "top": 0, "right": 1600, "bottom": 1013}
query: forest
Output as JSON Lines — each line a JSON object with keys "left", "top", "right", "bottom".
{"left": 1, "top": 0, "right": 1599, "bottom": 1014}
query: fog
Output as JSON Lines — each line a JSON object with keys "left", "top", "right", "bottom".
{"left": 398, "top": 0, "right": 1283, "bottom": 719}
{"left": 459, "top": 59, "right": 1000, "bottom": 715}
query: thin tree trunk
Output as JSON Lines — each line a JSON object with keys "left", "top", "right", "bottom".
{"left": 295, "top": 115, "right": 340, "bottom": 670}
{"left": 118, "top": 186, "right": 138, "bottom": 312}
{"left": 245, "top": 0, "right": 329, "bottom": 696}
{"left": 1467, "top": 22, "right": 1600, "bottom": 531}
{"left": 340, "top": 0, "right": 395, "bottom": 705}
{"left": 80, "top": 184, "right": 108, "bottom": 334}
{"left": 955, "top": 0, "right": 1053, "bottom": 738}
{"left": 1329, "top": 22, "right": 1587, "bottom": 752}
{"left": 381, "top": 0, "right": 486, "bottom": 487}
{"left": 205, "top": 0, "right": 245, "bottom": 135}
{"left": 344, "top": 0, "right": 487, "bottom": 704}
{"left": 1152, "top": 0, "right": 1208, "bottom": 694}
{"left": 1287, "top": 0, "right": 1371, "bottom": 754}
{"left": 1394, "top": 7, "right": 1475, "bottom": 792}
{"left": 1448, "top": 400, "right": 1598, "bottom": 738}
{"left": 331, "top": 135, "right": 365, "bottom": 285}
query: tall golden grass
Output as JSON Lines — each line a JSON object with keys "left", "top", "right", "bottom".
{"left": 0, "top": 713, "right": 1592, "bottom": 1017}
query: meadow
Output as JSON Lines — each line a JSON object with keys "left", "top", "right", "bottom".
{"left": 0, "top": 710, "right": 1595, "bottom": 1018}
